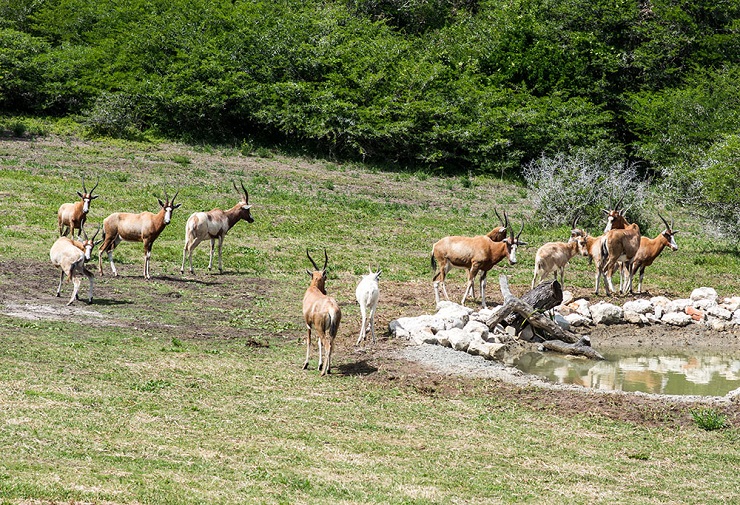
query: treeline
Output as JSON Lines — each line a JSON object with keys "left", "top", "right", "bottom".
{"left": 1, "top": 0, "right": 738, "bottom": 180}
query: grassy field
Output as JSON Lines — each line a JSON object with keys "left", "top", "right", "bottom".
{"left": 0, "top": 128, "right": 739, "bottom": 504}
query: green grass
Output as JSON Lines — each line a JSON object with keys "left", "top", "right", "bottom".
{"left": 0, "top": 133, "right": 739, "bottom": 503}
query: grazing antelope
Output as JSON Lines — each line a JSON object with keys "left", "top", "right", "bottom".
{"left": 531, "top": 240, "right": 581, "bottom": 289}
{"left": 57, "top": 176, "right": 99, "bottom": 237}
{"left": 302, "top": 249, "right": 342, "bottom": 376}
{"left": 50, "top": 225, "right": 101, "bottom": 305}
{"left": 628, "top": 214, "right": 679, "bottom": 294}
{"left": 181, "top": 181, "right": 254, "bottom": 274}
{"left": 431, "top": 223, "right": 525, "bottom": 308}
{"left": 98, "top": 189, "right": 181, "bottom": 279}
{"left": 355, "top": 268, "right": 381, "bottom": 346}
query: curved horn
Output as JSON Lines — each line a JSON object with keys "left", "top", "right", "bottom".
{"left": 241, "top": 181, "right": 249, "bottom": 203}
{"left": 81, "top": 175, "right": 87, "bottom": 193}
{"left": 658, "top": 212, "right": 671, "bottom": 230}
{"left": 494, "top": 208, "right": 505, "bottom": 227}
{"left": 171, "top": 188, "right": 179, "bottom": 204}
{"left": 163, "top": 188, "right": 169, "bottom": 203}
{"left": 91, "top": 223, "right": 101, "bottom": 241}
{"left": 307, "top": 249, "right": 320, "bottom": 271}
{"left": 517, "top": 221, "right": 525, "bottom": 240}
{"left": 571, "top": 212, "right": 580, "bottom": 230}
{"left": 81, "top": 226, "right": 89, "bottom": 241}
{"left": 90, "top": 176, "right": 99, "bottom": 193}
{"left": 615, "top": 195, "right": 625, "bottom": 212}
{"left": 322, "top": 248, "right": 328, "bottom": 273}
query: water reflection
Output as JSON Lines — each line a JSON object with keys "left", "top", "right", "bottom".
{"left": 509, "top": 349, "right": 740, "bottom": 396}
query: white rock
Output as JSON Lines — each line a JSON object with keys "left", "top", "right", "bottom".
{"left": 553, "top": 313, "right": 570, "bottom": 331}
{"left": 693, "top": 298, "right": 717, "bottom": 310}
{"left": 472, "top": 307, "right": 498, "bottom": 323}
{"left": 463, "top": 320, "right": 490, "bottom": 342}
{"left": 654, "top": 305, "right": 664, "bottom": 319}
{"left": 408, "top": 328, "right": 439, "bottom": 345}
{"left": 573, "top": 299, "right": 591, "bottom": 318}
{"left": 445, "top": 317, "right": 466, "bottom": 330}
{"left": 661, "top": 311, "right": 693, "bottom": 327}
{"left": 706, "top": 305, "right": 732, "bottom": 320}
{"left": 668, "top": 298, "right": 693, "bottom": 313}
{"left": 446, "top": 328, "right": 475, "bottom": 352}
{"left": 436, "top": 301, "right": 473, "bottom": 320}
{"left": 650, "top": 296, "right": 672, "bottom": 308}
{"left": 645, "top": 313, "right": 662, "bottom": 325}
{"left": 590, "top": 302, "right": 623, "bottom": 325}
{"left": 623, "top": 299, "right": 654, "bottom": 315}
{"left": 707, "top": 317, "right": 730, "bottom": 332}
{"left": 733, "top": 309, "right": 740, "bottom": 325}
{"left": 691, "top": 287, "right": 718, "bottom": 302}
{"left": 564, "top": 313, "right": 591, "bottom": 327}
{"left": 721, "top": 297, "right": 740, "bottom": 312}
{"left": 561, "top": 290, "right": 574, "bottom": 306}
{"left": 389, "top": 315, "right": 446, "bottom": 337}
{"left": 623, "top": 311, "right": 643, "bottom": 325}
{"left": 467, "top": 338, "right": 500, "bottom": 359}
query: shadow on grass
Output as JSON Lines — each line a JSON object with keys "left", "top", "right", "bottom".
{"left": 335, "top": 359, "right": 378, "bottom": 377}
{"left": 149, "top": 275, "right": 219, "bottom": 286}
{"left": 92, "top": 298, "right": 132, "bottom": 306}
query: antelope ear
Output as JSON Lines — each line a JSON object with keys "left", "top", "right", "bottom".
{"left": 158, "top": 199, "right": 165, "bottom": 207}
{"left": 672, "top": 230, "right": 679, "bottom": 234}
{"left": 306, "top": 269, "right": 313, "bottom": 277}
{"left": 91, "top": 194, "right": 99, "bottom": 199}
{"left": 242, "top": 205, "right": 252, "bottom": 210}
{"left": 375, "top": 270, "right": 382, "bottom": 280}
{"left": 173, "top": 203, "right": 182, "bottom": 209}
{"left": 518, "top": 241, "right": 528, "bottom": 246}
{"left": 77, "top": 191, "right": 84, "bottom": 198}
{"left": 94, "top": 239, "right": 103, "bottom": 246}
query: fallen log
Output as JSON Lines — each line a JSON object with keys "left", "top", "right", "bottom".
{"left": 487, "top": 275, "right": 604, "bottom": 360}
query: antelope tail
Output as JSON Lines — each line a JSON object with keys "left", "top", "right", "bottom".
{"left": 326, "top": 307, "right": 342, "bottom": 339}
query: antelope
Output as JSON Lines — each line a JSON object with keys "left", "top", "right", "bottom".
{"left": 57, "top": 176, "right": 99, "bottom": 237}
{"left": 628, "top": 214, "right": 679, "bottom": 294}
{"left": 302, "top": 249, "right": 342, "bottom": 376}
{"left": 98, "top": 189, "right": 181, "bottom": 279}
{"left": 531, "top": 240, "right": 581, "bottom": 289}
{"left": 355, "top": 268, "right": 381, "bottom": 345}
{"left": 50, "top": 225, "right": 101, "bottom": 305}
{"left": 599, "top": 205, "right": 641, "bottom": 295}
{"left": 431, "top": 223, "right": 525, "bottom": 308}
{"left": 575, "top": 231, "right": 609, "bottom": 295}
{"left": 181, "top": 181, "right": 254, "bottom": 274}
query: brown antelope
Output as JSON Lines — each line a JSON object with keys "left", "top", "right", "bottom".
{"left": 57, "top": 176, "right": 99, "bottom": 237}
{"left": 302, "top": 249, "right": 342, "bottom": 376}
{"left": 181, "top": 181, "right": 254, "bottom": 274}
{"left": 98, "top": 189, "right": 181, "bottom": 279}
{"left": 50, "top": 225, "right": 101, "bottom": 305}
{"left": 600, "top": 204, "right": 641, "bottom": 295}
{"left": 575, "top": 232, "right": 609, "bottom": 294}
{"left": 628, "top": 214, "right": 679, "bottom": 294}
{"left": 431, "top": 223, "right": 525, "bottom": 308}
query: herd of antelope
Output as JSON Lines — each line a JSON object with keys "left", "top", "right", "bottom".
{"left": 50, "top": 178, "right": 677, "bottom": 376}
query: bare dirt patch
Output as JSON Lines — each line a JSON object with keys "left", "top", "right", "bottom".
{"left": 2, "top": 258, "right": 739, "bottom": 428}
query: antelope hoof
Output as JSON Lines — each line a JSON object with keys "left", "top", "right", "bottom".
{"left": 302, "top": 362, "right": 309, "bottom": 370}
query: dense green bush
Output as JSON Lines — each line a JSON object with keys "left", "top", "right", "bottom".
{"left": 0, "top": 0, "right": 737, "bottom": 177}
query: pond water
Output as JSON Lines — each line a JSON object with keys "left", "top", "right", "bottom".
{"left": 509, "top": 348, "right": 740, "bottom": 397}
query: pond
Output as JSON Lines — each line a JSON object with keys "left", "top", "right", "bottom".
{"left": 509, "top": 348, "right": 740, "bottom": 397}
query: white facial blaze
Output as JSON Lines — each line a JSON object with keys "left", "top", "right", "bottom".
{"left": 164, "top": 207, "right": 172, "bottom": 224}
{"left": 670, "top": 235, "right": 678, "bottom": 250}
{"left": 84, "top": 243, "right": 93, "bottom": 260}
{"left": 603, "top": 216, "right": 613, "bottom": 233}
{"left": 83, "top": 198, "right": 90, "bottom": 213}
{"left": 509, "top": 244, "right": 518, "bottom": 264}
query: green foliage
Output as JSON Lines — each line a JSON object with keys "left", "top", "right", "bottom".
{"left": 691, "top": 407, "right": 728, "bottom": 431}
{"left": 1, "top": 0, "right": 738, "bottom": 172}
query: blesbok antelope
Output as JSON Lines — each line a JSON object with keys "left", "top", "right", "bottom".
{"left": 599, "top": 209, "right": 641, "bottom": 295}
{"left": 628, "top": 214, "right": 679, "bottom": 294}
{"left": 531, "top": 240, "right": 581, "bottom": 289}
{"left": 98, "top": 189, "right": 181, "bottom": 279}
{"left": 50, "top": 225, "right": 101, "bottom": 305}
{"left": 57, "top": 176, "right": 99, "bottom": 237}
{"left": 355, "top": 268, "right": 381, "bottom": 345}
{"left": 431, "top": 223, "right": 525, "bottom": 308}
{"left": 302, "top": 249, "right": 342, "bottom": 376}
{"left": 575, "top": 231, "right": 609, "bottom": 295}
{"left": 181, "top": 181, "right": 254, "bottom": 274}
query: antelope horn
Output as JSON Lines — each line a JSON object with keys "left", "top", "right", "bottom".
{"left": 571, "top": 212, "right": 580, "bottom": 230}
{"left": 322, "top": 248, "right": 328, "bottom": 273}
{"left": 163, "top": 188, "right": 169, "bottom": 203}
{"left": 307, "top": 249, "right": 320, "bottom": 271}
{"left": 503, "top": 210, "right": 509, "bottom": 229}
{"left": 658, "top": 212, "right": 671, "bottom": 230}
{"left": 81, "top": 175, "right": 87, "bottom": 193}
{"left": 90, "top": 176, "right": 99, "bottom": 193}
{"left": 241, "top": 181, "right": 249, "bottom": 203}
{"left": 494, "top": 208, "right": 505, "bottom": 227}
{"left": 91, "top": 223, "right": 101, "bottom": 241}
{"left": 517, "top": 221, "right": 525, "bottom": 240}
{"left": 81, "top": 226, "right": 89, "bottom": 241}
{"left": 615, "top": 195, "right": 625, "bottom": 212}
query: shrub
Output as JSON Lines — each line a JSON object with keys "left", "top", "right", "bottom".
{"left": 84, "top": 92, "right": 145, "bottom": 139}
{"left": 522, "top": 147, "right": 649, "bottom": 229}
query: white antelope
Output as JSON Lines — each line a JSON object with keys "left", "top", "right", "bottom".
{"left": 98, "top": 189, "right": 181, "bottom": 279}
{"left": 431, "top": 223, "right": 525, "bottom": 308}
{"left": 303, "top": 249, "right": 342, "bottom": 376}
{"left": 355, "top": 268, "right": 381, "bottom": 345}
{"left": 628, "top": 214, "right": 679, "bottom": 294}
{"left": 50, "top": 225, "right": 101, "bottom": 305}
{"left": 57, "top": 176, "right": 99, "bottom": 237}
{"left": 531, "top": 240, "right": 581, "bottom": 289}
{"left": 181, "top": 181, "right": 254, "bottom": 274}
